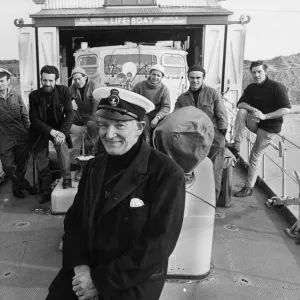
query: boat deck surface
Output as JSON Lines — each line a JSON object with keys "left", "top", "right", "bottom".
{"left": 0, "top": 163, "right": 300, "bottom": 300}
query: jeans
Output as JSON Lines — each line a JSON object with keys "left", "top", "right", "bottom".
{"left": 233, "top": 109, "right": 275, "bottom": 188}
{"left": 34, "top": 140, "right": 71, "bottom": 192}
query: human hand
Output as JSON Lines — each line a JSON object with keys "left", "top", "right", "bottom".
{"left": 251, "top": 109, "right": 266, "bottom": 120}
{"left": 72, "top": 270, "right": 98, "bottom": 300}
{"left": 50, "top": 129, "right": 65, "bottom": 145}
{"left": 151, "top": 117, "right": 160, "bottom": 128}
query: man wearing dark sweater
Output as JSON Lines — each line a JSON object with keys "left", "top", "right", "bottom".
{"left": 230, "top": 60, "right": 291, "bottom": 197}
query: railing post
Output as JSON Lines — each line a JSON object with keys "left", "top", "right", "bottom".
{"left": 281, "top": 137, "right": 286, "bottom": 197}
{"left": 262, "top": 154, "right": 265, "bottom": 180}
{"left": 247, "top": 131, "right": 251, "bottom": 163}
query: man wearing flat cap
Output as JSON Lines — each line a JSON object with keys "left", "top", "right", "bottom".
{"left": 46, "top": 87, "right": 186, "bottom": 300}
{"left": 175, "top": 64, "right": 228, "bottom": 200}
{"left": 69, "top": 67, "right": 104, "bottom": 155}
{"left": 0, "top": 68, "right": 35, "bottom": 198}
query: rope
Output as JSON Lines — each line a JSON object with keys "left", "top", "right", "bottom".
{"left": 186, "top": 191, "right": 216, "bottom": 209}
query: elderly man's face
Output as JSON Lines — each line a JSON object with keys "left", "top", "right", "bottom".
{"left": 149, "top": 70, "right": 163, "bottom": 85}
{"left": 73, "top": 73, "right": 87, "bottom": 88}
{"left": 41, "top": 73, "right": 56, "bottom": 93}
{"left": 0, "top": 75, "right": 10, "bottom": 91}
{"left": 99, "top": 117, "right": 145, "bottom": 155}
{"left": 188, "top": 71, "right": 205, "bottom": 91}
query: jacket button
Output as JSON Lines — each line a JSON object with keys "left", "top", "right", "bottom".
{"left": 124, "top": 217, "right": 129, "bottom": 222}
{"left": 113, "top": 197, "right": 118, "bottom": 201}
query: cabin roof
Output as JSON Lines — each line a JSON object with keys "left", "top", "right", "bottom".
{"left": 30, "top": 6, "right": 233, "bottom": 18}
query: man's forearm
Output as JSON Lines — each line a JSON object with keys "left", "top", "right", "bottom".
{"left": 237, "top": 102, "right": 256, "bottom": 112}
{"left": 265, "top": 108, "right": 290, "bottom": 120}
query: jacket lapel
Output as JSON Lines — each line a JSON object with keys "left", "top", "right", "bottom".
{"left": 99, "top": 141, "right": 151, "bottom": 217}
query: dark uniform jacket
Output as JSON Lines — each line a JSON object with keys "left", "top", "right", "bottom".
{"left": 49, "top": 140, "right": 186, "bottom": 300}
{"left": 28, "top": 85, "right": 74, "bottom": 151}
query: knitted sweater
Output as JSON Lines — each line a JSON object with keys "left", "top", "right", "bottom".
{"left": 132, "top": 78, "right": 171, "bottom": 120}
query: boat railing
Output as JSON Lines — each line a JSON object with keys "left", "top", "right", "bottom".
{"left": 224, "top": 97, "right": 300, "bottom": 199}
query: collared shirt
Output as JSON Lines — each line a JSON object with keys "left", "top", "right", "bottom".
{"left": 0, "top": 87, "right": 29, "bottom": 152}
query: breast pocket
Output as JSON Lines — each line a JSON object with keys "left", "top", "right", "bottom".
{"left": 200, "top": 103, "right": 214, "bottom": 120}
{"left": 10, "top": 103, "right": 21, "bottom": 119}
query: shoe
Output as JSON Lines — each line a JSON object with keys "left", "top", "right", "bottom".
{"left": 62, "top": 178, "right": 72, "bottom": 189}
{"left": 26, "top": 185, "right": 38, "bottom": 195}
{"left": 39, "top": 192, "right": 51, "bottom": 204}
{"left": 226, "top": 143, "right": 240, "bottom": 159}
{"left": 13, "top": 189, "right": 26, "bottom": 199}
{"left": 234, "top": 187, "right": 253, "bottom": 197}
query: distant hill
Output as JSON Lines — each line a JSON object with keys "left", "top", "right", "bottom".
{"left": 243, "top": 53, "right": 300, "bottom": 104}
{"left": 0, "top": 60, "right": 19, "bottom": 77}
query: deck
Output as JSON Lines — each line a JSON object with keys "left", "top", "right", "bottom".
{"left": 0, "top": 163, "right": 300, "bottom": 300}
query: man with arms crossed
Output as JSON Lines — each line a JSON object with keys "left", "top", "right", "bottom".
{"left": 228, "top": 60, "right": 291, "bottom": 197}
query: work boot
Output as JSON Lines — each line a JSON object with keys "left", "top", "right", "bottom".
{"left": 62, "top": 178, "right": 72, "bottom": 189}
{"left": 26, "top": 185, "right": 38, "bottom": 195}
{"left": 234, "top": 187, "right": 253, "bottom": 197}
{"left": 13, "top": 189, "right": 26, "bottom": 199}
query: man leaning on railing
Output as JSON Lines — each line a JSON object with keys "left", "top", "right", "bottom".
{"left": 227, "top": 60, "right": 291, "bottom": 197}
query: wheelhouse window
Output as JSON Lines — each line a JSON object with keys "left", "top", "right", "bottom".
{"left": 162, "top": 54, "right": 185, "bottom": 78}
{"left": 105, "top": 0, "right": 156, "bottom": 6}
{"left": 104, "top": 54, "right": 157, "bottom": 75}
{"left": 77, "top": 55, "right": 98, "bottom": 76}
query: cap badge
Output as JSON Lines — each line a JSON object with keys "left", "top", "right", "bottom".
{"left": 108, "top": 89, "right": 120, "bottom": 107}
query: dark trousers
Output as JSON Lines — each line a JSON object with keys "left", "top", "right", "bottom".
{"left": 208, "top": 130, "right": 226, "bottom": 200}
{"left": 208, "top": 145, "right": 225, "bottom": 200}
{"left": 34, "top": 141, "right": 71, "bottom": 192}
{"left": 73, "top": 110, "right": 99, "bottom": 154}
{"left": 0, "top": 144, "right": 30, "bottom": 192}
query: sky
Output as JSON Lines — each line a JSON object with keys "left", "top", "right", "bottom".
{"left": 0, "top": 0, "right": 300, "bottom": 61}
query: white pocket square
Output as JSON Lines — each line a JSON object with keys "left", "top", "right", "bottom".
{"left": 130, "top": 198, "right": 144, "bottom": 207}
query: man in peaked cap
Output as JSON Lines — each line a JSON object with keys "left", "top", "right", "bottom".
{"left": 0, "top": 68, "right": 36, "bottom": 198}
{"left": 46, "top": 87, "right": 186, "bottom": 300}
{"left": 69, "top": 67, "right": 105, "bottom": 155}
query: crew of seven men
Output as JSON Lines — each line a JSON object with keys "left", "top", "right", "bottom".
{"left": 0, "top": 61, "right": 291, "bottom": 201}
{"left": 0, "top": 58, "right": 291, "bottom": 299}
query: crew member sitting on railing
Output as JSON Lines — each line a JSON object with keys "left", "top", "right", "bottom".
{"left": 228, "top": 60, "right": 291, "bottom": 197}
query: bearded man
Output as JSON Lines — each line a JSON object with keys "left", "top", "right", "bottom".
{"left": 28, "top": 65, "right": 74, "bottom": 203}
